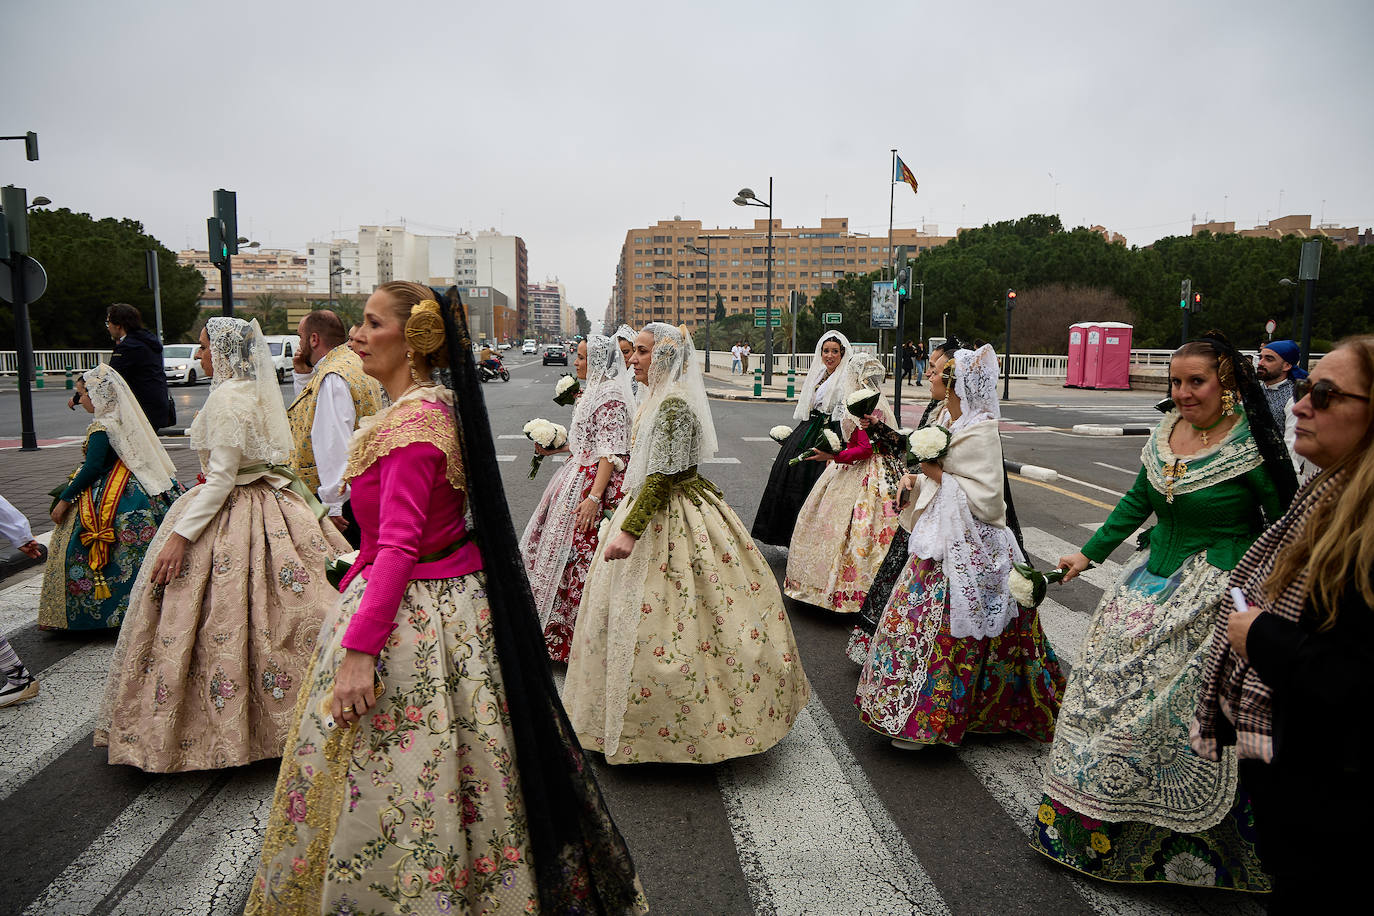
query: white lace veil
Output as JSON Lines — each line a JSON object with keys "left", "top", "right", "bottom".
{"left": 624, "top": 322, "right": 718, "bottom": 495}
{"left": 838, "top": 353, "right": 892, "bottom": 438}
{"left": 613, "top": 325, "right": 642, "bottom": 402}
{"left": 568, "top": 334, "right": 634, "bottom": 461}
{"left": 795, "top": 330, "right": 853, "bottom": 421}
{"left": 950, "top": 343, "right": 1001, "bottom": 426}
{"left": 83, "top": 363, "right": 178, "bottom": 494}
{"left": 188, "top": 317, "right": 293, "bottom": 465}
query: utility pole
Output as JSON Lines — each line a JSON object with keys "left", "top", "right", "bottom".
{"left": 145, "top": 250, "right": 164, "bottom": 340}
{"left": 1, "top": 185, "right": 39, "bottom": 449}
{"left": 1002, "top": 289, "right": 1017, "bottom": 400}
{"left": 1298, "top": 239, "right": 1321, "bottom": 370}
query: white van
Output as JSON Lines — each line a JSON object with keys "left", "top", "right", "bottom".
{"left": 521, "top": 338, "right": 537, "bottom": 354}
{"left": 260, "top": 335, "right": 300, "bottom": 383}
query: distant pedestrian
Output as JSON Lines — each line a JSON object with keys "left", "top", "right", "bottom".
{"left": 741, "top": 342, "right": 751, "bottom": 373}
{"left": 914, "top": 341, "right": 927, "bottom": 385}
{"left": 1256, "top": 339, "right": 1306, "bottom": 426}
{"left": 106, "top": 303, "right": 172, "bottom": 430}
{"left": 730, "top": 342, "right": 743, "bottom": 374}
{"left": 899, "top": 341, "right": 915, "bottom": 387}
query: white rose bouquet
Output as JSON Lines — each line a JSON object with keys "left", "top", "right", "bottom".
{"left": 908, "top": 425, "right": 952, "bottom": 463}
{"left": 1008, "top": 560, "right": 1069, "bottom": 609}
{"left": 553, "top": 374, "right": 580, "bottom": 407}
{"left": 768, "top": 425, "right": 793, "bottom": 445}
{"left": 523, "top": 418, "right": 569, "bottom": 478}
{"left": 845, "top": 388, "right": 881, "bottom": 418}
{"left": 789, "top": 428, "right": 843, "bottom": 466}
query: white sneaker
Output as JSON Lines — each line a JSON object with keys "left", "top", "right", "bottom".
{"left": 890, "top": 738, "right": 928, "bottom": 751}
{"left": 0, "top": 676, "right": 38, "bottom": 709}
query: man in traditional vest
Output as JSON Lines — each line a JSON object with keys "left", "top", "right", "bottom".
{"left": 288, "top": 310, "right": 383, "bottom": 547}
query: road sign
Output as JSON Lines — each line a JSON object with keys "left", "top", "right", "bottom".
{"left": 753, "top": 318, "right": 781, "bottom": 327}
{"left": 752, "top": 307, "right": 781, "bottom": 317}
{"left": 822, "top": 312, "right": 843, "bottom": 325}
{"left": 1264, "top": 318, "right": 1277, "bottom": 335}
{"left": 0, "top": 257, "right": 47, "bottom": 303}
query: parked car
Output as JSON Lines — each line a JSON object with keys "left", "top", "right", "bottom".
{"left": 260, "top": 335, "right": 300, "bottom": 383}
{"left": 543, "top": 345, "right": 568, "bottom": 366}
{"left": 162, "top": 343, "right": 201, "bottom": 386}
{"left": 498, "top": 342, "right": 512, "bottom": 351}
{"left": 522, "top": 339, "right": 537, "bottom": 354}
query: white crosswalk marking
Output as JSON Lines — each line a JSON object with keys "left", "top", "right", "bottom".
{"left": 1035, "top": 597, "right": 1088, "bottom": 669}
{"left": 1018, "top": 527, "right": 1123, "bottom": 592}
{"left": 702, "top": 457, "right": 741, "bottom": 464}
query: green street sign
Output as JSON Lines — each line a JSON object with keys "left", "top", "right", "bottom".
{"left": 752, "top": 307, "right": 781, "bottom": 317}
{"left": 753, "top": 318, "right": 782, "bottom": 327}
{"left": 822, "top": 312, "right": 843, "bottom": 324}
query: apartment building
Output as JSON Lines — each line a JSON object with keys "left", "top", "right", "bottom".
{"left": 1192, "top": 214, "right": 1366, "bottom": 248}
{"left": 179, "top": 248, "right": 309, "bottom": 311}
{"left": 608, "top": 217, "right": 956, "bottom": 330}
{"left": 528, "top": 280, "right": 567, "bottom": 340}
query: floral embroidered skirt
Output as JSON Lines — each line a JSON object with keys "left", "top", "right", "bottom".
{"left": 1031, "top": 550, "right": 1268, "bottom": 890}
{"left": 750, "top": 416, "right": 829, "bottom": 547}
{"left": 519, "top": 456, "right": 626, "bottom": 664}
{"left": 855, "top": 555, "right": 1064, "bottom": 746}
{"left": 565, "top": 484, "right": 810, "bottom": 765}
{"left": 784, "top": 452, "right": 906, "bottom": 614}
{"left": 94, "top": 480, "right": 349, "bottom": 772}
{"left": 38, "top": 475, "right": 180, "bottom": 630}
{"left": 245, "top": 572, "right": 543, "bottom": 915}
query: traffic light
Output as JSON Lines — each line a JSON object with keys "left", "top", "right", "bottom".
{"left": 1179, "top": 278, "right": 1192, "bottom": 309}
{"left": 893, "top": 266, "right": 910, "bottom": 298}
{"left": 214, "top": 189, "right": 238, "bottom": 256}
{"left": 1189, "top": 291, "right": 1203, "bottom": 315}
{"left": 24, "top": 132, "right": 38, "bottom": 162}
{"left": 207, "top": 217, "right": 228, "bottom": 265}
{"left": 1006, "top": 288, "right": 1017, "bottom": 309}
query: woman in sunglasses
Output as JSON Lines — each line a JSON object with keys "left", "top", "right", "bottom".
{"left": 1194, "top": 334, "right": 1374, "bottom": 906}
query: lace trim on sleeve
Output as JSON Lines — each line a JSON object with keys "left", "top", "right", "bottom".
{"left": 344, "top": 399, "right": 465, "bottom": 492}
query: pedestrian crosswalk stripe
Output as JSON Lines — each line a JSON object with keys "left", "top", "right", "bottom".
{"left": 0, "top": 643, "right": 108, "bottom": 803}
{"left": 1019, "top": 527, "right": 1123, "bottom": 593}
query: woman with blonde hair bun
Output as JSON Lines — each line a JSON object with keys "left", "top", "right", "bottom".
{"left": 1194, "top": 334, "right": 1374, "bottom": 905}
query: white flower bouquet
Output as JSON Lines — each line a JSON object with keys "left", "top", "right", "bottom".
{"left": 845, "top": 388, "right": 881, "bottom": 418}
{"left": 1008, "top": 561, "right": 1068, "bottom": 609}
{"left": 553, "top": 374, "right": 580, "bottom": 406}
{"left": 908, "top": 425, "right": 952, "bottom": 463}
{"left": 789, "top": 428, "right": 843, "bottom": 466}
{"left": 768, "top": 424, "right": 793, "bottom": 445}
{"left": 523, "top": 418, "right": 569, "bottom": 478}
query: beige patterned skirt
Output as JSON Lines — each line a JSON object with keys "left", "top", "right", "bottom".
{"left": 245, "top": 572, "right": 540, "bottom": 915}
{"left": 94, "top": 480, "right": 349, "bottom": 772}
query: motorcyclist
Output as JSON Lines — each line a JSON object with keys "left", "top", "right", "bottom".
{"left": 478, "top": 343, "right": 504, "bottom": 377}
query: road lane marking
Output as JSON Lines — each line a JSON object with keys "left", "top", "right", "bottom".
{"left": 741, "top": 437, "right": 775, "bottom": 442}
{"left": 718, "top": 700, "right": 949, "bottom": 916}
{"left": 1093, "top": 462, "right": 1138, "bottom": 475}
{"left": 1035, "top": 597, "right": 1088, "bottom": 670}
{"left": 1008, "top": 474, "right": 1115, "bottom": 512}
{"left": 496, "top": 455, "right": 516, "bottom": 462}
{"left": 702, "top": 457, "right": 741, "bottom": 464}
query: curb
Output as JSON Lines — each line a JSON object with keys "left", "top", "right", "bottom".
{"left": 706, "top": 389, "right": 791, "bottom": 403}
{"left": 1071, "top": 424, "right": 1151, "bottom": 436}
{"left": 1004, "top": 460, "right": 1058, "bottom": 482}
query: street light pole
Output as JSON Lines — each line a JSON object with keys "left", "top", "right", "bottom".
{"left": 734, "top": 179, "right": 775, "bottom": 386}
{"left": 686, "top": 237, "right": 724, "bottom": 373}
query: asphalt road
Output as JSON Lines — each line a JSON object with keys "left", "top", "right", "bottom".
{"left": 0, "top": 359, "right": 1263, "bottom": 915}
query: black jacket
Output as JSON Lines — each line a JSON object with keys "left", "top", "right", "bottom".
{"left": 109, "top": 329, "right": 171, "bottom": 429}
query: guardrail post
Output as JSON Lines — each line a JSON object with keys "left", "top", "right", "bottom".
{"left": 65, "top": 367, "right": 74, "bottom": 389}
{"left": 753, "top": 366, "right": 762, "bottom": 397}
{"left": 786, "top": 366, "right": 795, "bottom": 399}
{"left": 34, "top": 358, "right": 44, "bottom": 389}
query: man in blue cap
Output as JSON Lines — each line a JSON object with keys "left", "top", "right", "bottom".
{"left": 1256, "top": 339, "right": 1308, "bottom": 425}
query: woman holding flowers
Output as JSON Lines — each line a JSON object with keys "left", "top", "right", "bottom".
{"left": 752, "top": 330, "right": 851, "bottom": 547}
{"left": 38, "top": 365, "right": 182, "bottom": 630}
{"left": 247, "top": 284, "right": 646, "bottom": 915}
{"left": 520, "top": 334, "right": 633, "bottom": 662}
{"left": 1031, "top": 333, "right": 1296, "bottom": 891}
{"left": 856, "top": 344, "right": 1063, "bottom": 750}
{"left": 784, "top": 354, "right": 907, "bottom": 614}
{"left": 565, "top": 323, "right": 808, "bottom": 765}
{"left": 96, "top": 317, "right": 350, "bottom": 772}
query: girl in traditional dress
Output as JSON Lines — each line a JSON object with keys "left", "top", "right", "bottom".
{"left": 1032, "top": 333, "right": 1296, "bottom": 890}
{"left": 614, "top": 323, "right": 642, "bottom": 403}
{"left": 38, "top": 365, "right": 182, "bottom": 630}
{"left": 565, "top": 323, "right": 809, "bottom": 765}
{"left": 751, "top": 330, "right": 850, "bottom": 547}
{"left": 520, "top": 334, "right": 633, "bottom": 661}
{"left": 247, "top": 284, "right": 645, "bottom": 915}
{"left": 856, "top": 345, "right": 1064, "bottom": 749}
{"left": 95, "top": 317, "right": 350, "bottom": 773}
{"left": 784, "top": 354, "right": 907, "bottom": 613}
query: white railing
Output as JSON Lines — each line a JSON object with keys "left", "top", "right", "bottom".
{"left": 707, "top": 349, "right": 1068, "bottom": 379}
{"left": 0, "top": 350, "right": 109, "bottom": 376}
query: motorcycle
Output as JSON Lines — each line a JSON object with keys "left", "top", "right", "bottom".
{"left": 478, "top": 356, "right": 510, "bottom": 383}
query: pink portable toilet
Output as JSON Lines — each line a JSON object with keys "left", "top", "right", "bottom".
{"left": 1065, "top": 323, "right": 1090, "bottom": 387}
{"left": 1082, "top": 322, "right": 1133, "bottom": 390}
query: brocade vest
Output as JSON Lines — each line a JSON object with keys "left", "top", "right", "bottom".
{"left": 287, "top": 344, "right": 383, "bottom": 493}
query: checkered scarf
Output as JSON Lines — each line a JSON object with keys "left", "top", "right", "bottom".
{"left": 1192, "top": 468, "right": 1344, "bottom": 762}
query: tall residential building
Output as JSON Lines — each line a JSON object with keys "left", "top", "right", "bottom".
{"left": 305, "top": 240, "right": 363, "bottom": 298}
{"left": 179, "top": 248, "right": 309, "bottom": 311}
{"left": 528, "top": 280, "right": 567, "bottom": 340}
{"left": 471, "top": 231, "right": 529, "bottom": 335}
{"left": 608, "top": 217, "right": 956, "bottom": 331}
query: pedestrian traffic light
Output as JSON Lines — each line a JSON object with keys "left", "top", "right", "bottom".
{"left": 24, "top": 132, "right": 38, "bottom": 162}
{"left": 214, "top": 189, "right": 238, "bottom": 256}
{"left": 893, "top": 266, "right": 910, "bottom": 298}
{"left": 207, "top": 217, "right": 228, "bottom": 265}
{"left": 1006, "top": 289, "right": 1017, "bottom": 309}
{"left": 1180, "top": 278, "right": 1192, "bottom": 309}
{"left": 1189, "top": 292, "right": 1203, "bottom": 315}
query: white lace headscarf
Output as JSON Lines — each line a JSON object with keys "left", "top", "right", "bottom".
{"left": 83, "top": 363, "right": 178, "bottom": 494}
{"left": 568, "top": 334, "right": 634, "bottom": 462}
{"left": 624, "top": 323, "right": 718, "bottom": 495}
{"left": 188, "top": 317, "right": 293, "bottom": 465}
{"left": 949, "top": 343, "right": 1001, "bottom": 428}
{"left": 613, "top": 324, "right": 642, "bottom": 402}
{"left": 795, "top": 330, "right": 853, "bottom": 421}
{"left": 838, "top": 353, "right": 892, "bottom": 439}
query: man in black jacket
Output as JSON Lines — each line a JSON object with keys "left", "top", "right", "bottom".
{"left": 105, "top": 303, "right": 172, "bottom": 429}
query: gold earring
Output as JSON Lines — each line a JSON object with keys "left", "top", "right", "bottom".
{"left": 1221, "top": 390, "right": 1236, "bottom": 416}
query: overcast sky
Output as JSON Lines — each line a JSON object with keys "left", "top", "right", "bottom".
{"left": 9, "top": 1, "right": 1371, "bottom": 322}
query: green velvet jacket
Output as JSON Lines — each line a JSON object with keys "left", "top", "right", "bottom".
{"left": 1082, "top": 410, "right": 1283, "bottom": 577}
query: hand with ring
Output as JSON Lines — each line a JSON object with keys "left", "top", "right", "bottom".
{"left": 332, "top": 649, "right": 378, "bottom": 726}
{"left": 152, "top": 534, "right": 189, "bottom": 585}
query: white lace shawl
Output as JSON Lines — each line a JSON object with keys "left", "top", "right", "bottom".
{"left": 794, "top": 330, "right": 853, "bottom": 421}
{"left": 624, "top": 323, "right": 717, "bottom": 495}
{"left": 907, "top": 372, "right": 1024, "bottom": 639}
{"left": 188, "top": 317, "right": 293, "bottom": 466}
{"left": 568, "top": 334, "right": 634, "bottom": 463}
{"left": 82, "top": 364, "right": 178, "bottom": 494}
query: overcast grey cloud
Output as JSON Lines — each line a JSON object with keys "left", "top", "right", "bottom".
{"left": 8, "top": 0, "right": 1372, "bottom": 322}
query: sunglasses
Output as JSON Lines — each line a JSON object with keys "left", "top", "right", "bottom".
{"left": 1293, "top": 378, "right": 1371, "bottom": 410}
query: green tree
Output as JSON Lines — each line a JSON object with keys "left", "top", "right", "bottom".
{"left": 574, "top": 307, "right": 591, "bottom": 337}
{"left": 244, "top": 293, "right": 289, "bottom": 334}
{"left": 1, "top": 207, "right": 204, "bottom": 347}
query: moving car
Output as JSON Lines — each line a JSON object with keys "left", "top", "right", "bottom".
{"left": 543, "top": 344, "right": 568, "bottom": 366}
{"left": 498, "top": 342, "right": 512, "bottom": 351}
{"left": 522, "top": 339, "right": 537, "bottom": 354}
{"left": 163, "top": 343, "right": 201, "bottom": 385}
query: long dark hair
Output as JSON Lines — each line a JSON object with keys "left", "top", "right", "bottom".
{"left": 435, "top": 286, "right": 643, "bottom": 913}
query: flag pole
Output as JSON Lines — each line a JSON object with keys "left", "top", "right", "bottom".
{"left": 886, "top": 149, "right": 896, "bottom": 366}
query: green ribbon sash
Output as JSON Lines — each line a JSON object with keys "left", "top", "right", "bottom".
{"left": 237, "top": 462, "right": 328, "bottom": 521}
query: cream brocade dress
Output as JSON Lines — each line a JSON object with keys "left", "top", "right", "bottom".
{"left": 564, "top": 398, "right": 810, "bottom": 765}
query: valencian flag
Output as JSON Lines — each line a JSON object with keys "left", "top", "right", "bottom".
{"left": 895, "top": 155, "right": 918, "bottom": 194}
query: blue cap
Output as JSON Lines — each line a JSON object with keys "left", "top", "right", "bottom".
{"left": 1263, "top": 340, "right": 1308, "bottom": 379}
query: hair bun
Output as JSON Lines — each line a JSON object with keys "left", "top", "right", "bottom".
{"left": 405, "top": 300, "right": 449, "bottom": 366}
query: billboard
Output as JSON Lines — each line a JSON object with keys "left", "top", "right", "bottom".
{"left": 870, "top": 282, "right": 897, "bottom": 329}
